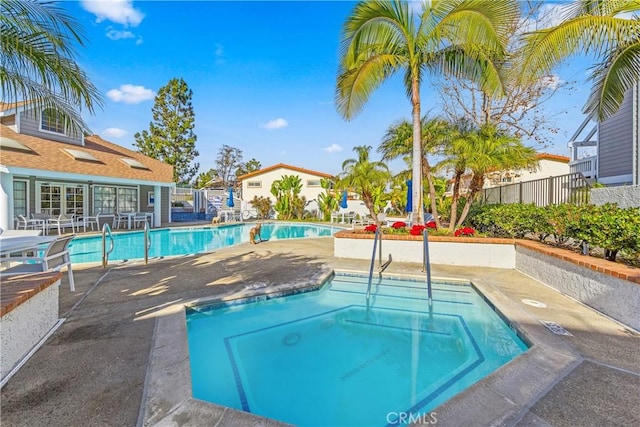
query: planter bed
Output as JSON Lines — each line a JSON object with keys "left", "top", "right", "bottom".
{"left": 334, "top": 230, "right": 640, "bottom": 330}
{"left": 1, "top": 271, "right": 62, "bottom": 381}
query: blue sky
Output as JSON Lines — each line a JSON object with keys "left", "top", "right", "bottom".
{"left": 66, "top": 0, "right": 600, "bottom": 177}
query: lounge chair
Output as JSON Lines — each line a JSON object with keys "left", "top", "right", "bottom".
{"left": 0, "top": 234, "right": 76, "bottom": 291}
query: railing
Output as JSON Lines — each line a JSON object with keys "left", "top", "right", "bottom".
{"left": 423, "top": 229, "right": 433, "bottom": 307}
{"left": 143, "top": 222, "right": 151, "bottom": 265}
{"left": 569, "top": 156, "right": 597, "bottom": 179}
{"left": 365, "top": 227, "right": 380, "bottom": 305}
{"left": 481, "top": 172, "right": 591, "bottom": 207}
{"left": 365, "top": 226, "right": 392, "bottom": 306}
{"left": 101, "top": 223, "right": 114, "bottom": 268}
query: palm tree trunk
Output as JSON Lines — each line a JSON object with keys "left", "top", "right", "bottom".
{"left": 456, "top": 174, "right": 483, "bottom": 228}
{"left": 411, "top": 77, "right": 424, "bottom": 224}
{"left": 449, "top": 170, "right": 463, "bottom": 231}
{"left": 423, "top": 159, "right": 441, "bottom": 228}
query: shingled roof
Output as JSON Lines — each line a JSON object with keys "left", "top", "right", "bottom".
{"left": 1, "top": 124, "right": 173, "bottom": 184}
{"left": 237, "top": 163, "right": 334, "bottom": 181}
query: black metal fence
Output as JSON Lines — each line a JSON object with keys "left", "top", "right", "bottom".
{"left": 481, "top": 173, "right": 591, "bottom": 206}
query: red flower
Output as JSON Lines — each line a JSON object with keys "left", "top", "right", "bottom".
{"left": 425, "top": 221, "right": 436, "bottom": 229}
{"left": 409, "top": 224, "right": 426, "bottom": 235}
{"left": 391, "top": 221, "right": 407, "bottom": 229}
{"left": 454, "top": 226, "right": 476, "bottom": 237}
{"left": 364, "top": 224, "right": 377, "bottom": 233}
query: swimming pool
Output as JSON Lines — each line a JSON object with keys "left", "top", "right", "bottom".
{"left": 186, "top": 274, "right": 528, "bottom": 426}
{"left": 69, "top": 222, "right": 343, "bottom": 264}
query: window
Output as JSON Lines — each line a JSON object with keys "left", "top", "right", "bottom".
{"left": 307, "top": 180, "right": 321, "bottom": 187}
{"left": 148, "top": 191, "right": 155, "bottom": 207}
{"left": 41, "top": 108, "right": 66, "bottom": 134}
{"left": 13, "top": 180, "right": 28, "bottom": 217}
{"left": 118, "top": 188, "right": 138, "bottom": 212}
{"left": 93, "top": 185, "right": 138, "bottom": 214}
{"left": 247, "top": 181, "right": 262, "bottom": 188}
{"left": 66, "top": 186, "right": 84, "bottom": 215}
{"left": 39, "top": 184, "right": 62, "bottom": 215}
{"left": 37, "top": 183, "right": 86, "bottom": 215}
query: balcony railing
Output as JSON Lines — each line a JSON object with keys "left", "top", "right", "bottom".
{"left": 569, "top": 156, "right": 597, "bottom": 179}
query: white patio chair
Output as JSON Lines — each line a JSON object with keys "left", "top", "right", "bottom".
{"left": 133, "top": 212, "right": 150, "bottom": 228}
{"left": 113, "top": 212, "right": 130, "bottom": 229}
{"left": 84, "top": 212, "right": 101, "bottom": 231}
{"left": 47, "top": 214, "right": 75, "bottom": 235}
{"left": 0, "top": 234, "right": 76, "bottom": 291}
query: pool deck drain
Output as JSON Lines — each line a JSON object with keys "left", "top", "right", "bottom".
{"left": 1, "top": 236, "right": 638, "bottom": 427}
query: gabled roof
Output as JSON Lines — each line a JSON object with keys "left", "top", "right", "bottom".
{"left": 237, "top": 163, "right": 334, "bottom": 181}
{"left": 536, "top": 153, "right": 570, "bottom": 163}
{"left": 0, "top": 124, "right": 174, "bottom": 184}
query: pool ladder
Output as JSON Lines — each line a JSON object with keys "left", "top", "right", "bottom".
{"left": 101, "top": 222, "right": 152, "bottom": 267}
{"left": 423, "top": 229, "right": 433, "bottom": 307}
{"left": 365, "top": 226, "right": 392, "bottom": 305}
{"left": 101, "top": 223, "right": 115, "bottom": 268}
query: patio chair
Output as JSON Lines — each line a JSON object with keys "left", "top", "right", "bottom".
{"left": 113, "top": 212, "right": 130, "bottom": 229}
{"left": 84, "top": 212, "right": 101, "bottom": 231}
{"left": 133, "top": 212, "right": 150, "bottom": 228}
{"left": 47, "top": 214, "right": 76, "bottom": 235}
{"left": 18, "top": 215, "right": 46, "bottom": 232}
{"left": 0, "top": 234, "right": 76, "bottom": 291}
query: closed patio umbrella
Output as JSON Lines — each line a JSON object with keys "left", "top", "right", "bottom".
{"left": 227, "top": 188, "right": 235, "bottom": 208}
{"left": 340, "top": 190, "right": 348, "bottom": 209}
{"left": 406, "top": 180, "right": 412, "bottom": 213}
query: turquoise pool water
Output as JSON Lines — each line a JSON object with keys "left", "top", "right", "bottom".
{"left": 69, "top": 223, "right": 343, "bottom": 264}
{"left": 187, "top": 274, "right": 528, "bottom": 426}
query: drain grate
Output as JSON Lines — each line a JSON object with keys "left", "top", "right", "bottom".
{"left": 540, "top": 320, "right": 572, "bottom": 336}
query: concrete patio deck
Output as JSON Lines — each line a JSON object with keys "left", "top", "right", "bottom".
{"left": 1, "top": 236, "right": 638, "bottom": 426}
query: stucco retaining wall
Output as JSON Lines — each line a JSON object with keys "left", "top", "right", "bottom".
{"left": 1, "top": 281, "right": 59, "bottom": 380}
{"left": 515, "top": 245, "right": 640, "bottom": 330}
{"left": 590, "top": 185, "right": 640, "bottom": 207}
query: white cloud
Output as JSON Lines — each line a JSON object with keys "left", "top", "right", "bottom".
{"left": 102, "top": 127, "right": 127, "bottom": 138}
{"left": 262, "top": 118, "right": 288, "bottom": 130}
{"left": 80, "top": 0, "right": 144, "bottom": 27}
{"left": 518, "top": 3, "right": 569, "bottom": 34}
{"left": 106, "top": 28, "right": 135, "bottom": 41}
{"left": 106, "top": 84, "right": 155, "bottom": 104}
{"left": 135, "top": 36, "right": 143, "bottom": 45}
{"left": 324, "top": 143, "right": 343, "bottom": 153}
{"left": 540, "top": 74, "right": 563, "bottom": 90}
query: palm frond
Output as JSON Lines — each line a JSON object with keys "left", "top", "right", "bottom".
{"left": 584, "top": 40, "right": 640, "bottom": 119}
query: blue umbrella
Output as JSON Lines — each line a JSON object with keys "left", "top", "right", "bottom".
{"left": 227, "top": 188, "right": 235, "bottom": 208}
{"left": 340, "top": 190, "right": 348, "bottom": 209}
{"left": 406, "top": 180, "right": 412, "bottom": 213}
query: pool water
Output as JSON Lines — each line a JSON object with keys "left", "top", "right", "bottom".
{"left": 186, "top": 274, "right": 528, "bottom": 426}
{"left": 69, "top": 222, "right": 342, "bottom": 263}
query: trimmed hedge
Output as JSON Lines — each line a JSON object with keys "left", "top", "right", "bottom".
{"left": 466, "top": 203, "right": 640, "bottom": 262}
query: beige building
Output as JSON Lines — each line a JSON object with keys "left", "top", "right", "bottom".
{"left": 238, "top": 163, "right": 334, "bottom": 208}
{"left": 484, "top": 153, "right": 570, "bottom": 188}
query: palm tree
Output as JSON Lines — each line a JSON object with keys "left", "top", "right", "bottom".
{"left": 339, "top": 145, "right": 391, "bottom": 225}
{"left": 336, "top": 0, "right": 519, "bottom": 224}
{"left": 441, "top": 123, "right": 539, "bottom": 229}
{"left": 379, "top": 116, "right": 450, "bottom": 227}
{"left": 1, "top": 0, "right": 102, "bottom": 128}
{"left": 521, "top": 0, "right": 640, "bottom": 120}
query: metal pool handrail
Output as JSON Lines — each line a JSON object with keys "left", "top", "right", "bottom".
{"left": 102, "top": 223, "right": 114, "bottom": 268}
{"left": 143, "top": 221, "right": 151, "bottom": 264}
{"left": 365, "top": 226, "right": 380, "bottom": 305}
{"left": 423, "top": 228, "right": 433, "bottom": 307}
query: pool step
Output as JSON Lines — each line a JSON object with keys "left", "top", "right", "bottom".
{"left": 328, "top": 276, "right": 476, "bottom": 307}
